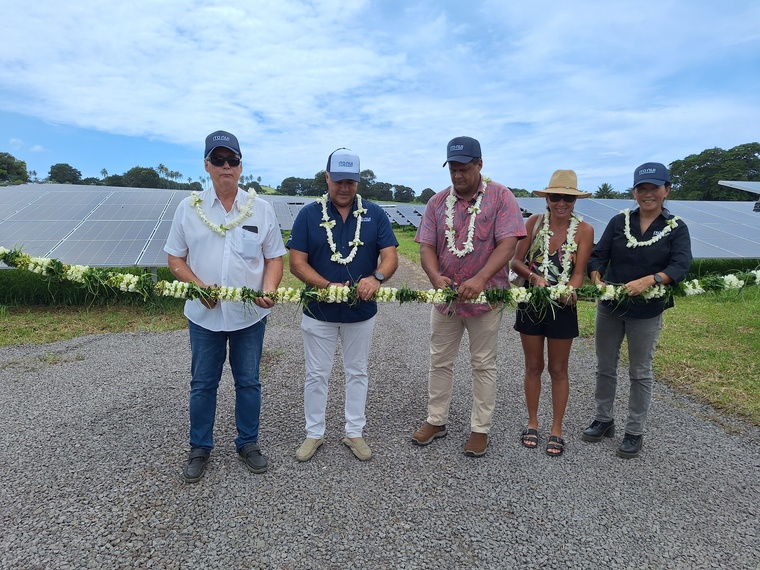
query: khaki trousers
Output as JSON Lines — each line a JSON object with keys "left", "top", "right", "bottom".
{"left": 426, "top": 308, "right": 503, "bottom": 433}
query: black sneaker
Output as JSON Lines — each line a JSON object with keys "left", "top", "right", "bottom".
{"left": 238, "top": 442, "right": 268, "bottom": 474}
{"left": 183, "top": 448, "right": 210, "bottom": 483}
{"left": 581, "top": 419, "right": 615, "bottom": 442}
{"left": 617, "top": 433, "right": 643, "bottom": 459}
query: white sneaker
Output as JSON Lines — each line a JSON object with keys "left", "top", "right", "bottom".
{"left": 296, "top": 438, "right": 323, "bottom": 462}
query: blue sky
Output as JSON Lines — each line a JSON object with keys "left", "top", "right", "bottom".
{"left": 2, "top": 0, "right": 759, "bottom": 195}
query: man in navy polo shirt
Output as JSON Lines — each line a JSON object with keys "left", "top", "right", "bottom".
{"left": 287, "top": 148, "right": 398, "bottom": 462}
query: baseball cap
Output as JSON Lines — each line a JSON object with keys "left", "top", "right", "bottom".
{"left": 204, "top": 131, "right": 241, "bottom": 158}
{"left": 633, "top": 162, "right": 670, "bottom": 187}
{"left": 443, "top": 136, "right": 482, "bottom": 166}
{"left": 326, "top": 148, "right": 361, "bottom": 182}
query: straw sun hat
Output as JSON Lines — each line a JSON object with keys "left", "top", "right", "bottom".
{"left": 532, "top": 170, "right": 592, "bottom": 198}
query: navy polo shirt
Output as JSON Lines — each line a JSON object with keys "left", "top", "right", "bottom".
{"left": 286, "top": 197, "right": 398, "bottom": 323}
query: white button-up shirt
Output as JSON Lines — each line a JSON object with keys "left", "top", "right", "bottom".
{"left": 164, "top": 187, "right": 286, "bottom": 331}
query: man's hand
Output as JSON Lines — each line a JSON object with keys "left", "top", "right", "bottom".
{"left": 456, "top": 275, "right": 487, "bottom": 301}
{"left": 356, "top": 276, "right": 381, "bottom": 301}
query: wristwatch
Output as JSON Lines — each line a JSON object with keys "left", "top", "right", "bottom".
{"left": 373, "top": 272, "right": 385, "bottom": 283}
{"left": 653, "top": 273, "right": 663, "bottom": 284}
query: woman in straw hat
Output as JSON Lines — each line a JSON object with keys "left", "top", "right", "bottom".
{"left": 510, "top": 170, "right": 594, "bottom": 456}
{"left": 582, "top": 162, "right": 691, "bottom": 459}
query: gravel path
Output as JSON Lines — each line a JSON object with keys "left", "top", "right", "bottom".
{"left": 1, "top": 264, "right": 758, "bottom": 569}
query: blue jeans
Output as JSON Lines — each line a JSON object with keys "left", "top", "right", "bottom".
{"left": 188, "top": 318, "right": 266, "bottom": 452}
{"left": 594, "top": 306, "right": 662, "bottom": 436}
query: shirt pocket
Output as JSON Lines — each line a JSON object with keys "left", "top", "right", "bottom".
{"left": 241, "top": 232, "right": 262, "bottom": 259}
{"left": 474, "top": 215, "right": 496, "bottom": 244}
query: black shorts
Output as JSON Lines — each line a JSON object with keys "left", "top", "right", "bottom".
{"left": 513, "top": 302, "right": 579, "bottom": 339}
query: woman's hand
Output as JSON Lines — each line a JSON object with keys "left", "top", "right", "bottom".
{"left": 623, "top": 277, "right": 650, "bottom": 297}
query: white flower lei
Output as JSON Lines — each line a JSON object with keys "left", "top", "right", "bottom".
{"left": 622, "top": 209, "right": 680, "bottom": 248}
{"left": 536, "top": 212, "right": 582, "bottom": 286}
{"left": 316, "top": 193, "right": 368, "bottom": 265}
{"left": 445, "top": 178, "right": 488, "bottom": 258}
{"left": 191, "top": 189, "right": 256, "bottom": 236}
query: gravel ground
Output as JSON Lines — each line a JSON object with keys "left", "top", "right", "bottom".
{"left": 1, "top": 266, "right": 759, "bottom": 569}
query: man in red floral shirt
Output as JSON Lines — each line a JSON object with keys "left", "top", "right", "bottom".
{"left": 412, "top": 136, "right": 526, "bottom": 457}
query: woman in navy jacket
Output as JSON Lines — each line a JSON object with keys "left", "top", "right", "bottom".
{"left": 582, "top": 162, "right": 692, "bottom": 459}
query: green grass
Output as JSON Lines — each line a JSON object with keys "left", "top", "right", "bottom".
{"left": 1, "top": 230, "right": 759, "bottom": 426}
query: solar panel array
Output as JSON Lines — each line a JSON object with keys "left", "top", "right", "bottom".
{"left": 1, "top": 184, "right": 758, "bottom": 268}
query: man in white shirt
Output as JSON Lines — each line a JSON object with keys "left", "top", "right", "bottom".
{"left": 164, "top": 130, "right": 286, "bottom": 483}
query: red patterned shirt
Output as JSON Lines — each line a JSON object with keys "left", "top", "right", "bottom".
{"left": 416, "top": 180, "right": 526, "bottom": 317}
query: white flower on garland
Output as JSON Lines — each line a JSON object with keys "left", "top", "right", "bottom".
{"left": 157, "top": 280, "right": 191, "bottom": 299}
{"left": 549, "top": 283, "right": 574, "bottom": 301}
{"left": 722, "top": 274, "right": 745, "bottom": 289}
{"left": 65, "top": 265, "right": 89, "bottom": 283}
{"left": 375, "top": 287, "right": 399, "bottom": 302}
{"left": 750, "top": 270, "right": 760, "bottom": 284}
{"left": 641, "top": 284, "right": 667, "bottom": 300}
{"left": 682, "top": 279, "right": 705, "bottom": 296}
{"left": 597, "top": 283, "right": 618, "bottom": 301}
{"left": 622, "top": 209, "right": 681, "bottom": 248}
{"left": 115, "top": 274, "right": 139, "bottom": 293}
{"left": 191, "top": 189, "right": 256, "bottom": 236}
{"left": 219, "top": 286, "right": 242, "bottom": 302}
{"left": 444, "top": 178, "right": 488, "bottom": 258}
{"left": 510, "top": 286, "right": 533, "bottom": 305}
{"left": 273, "top": 287, "right": 302, "bottom": 304}
{"left": 537, "top": 212, "right": 582, "bottom": 285}
{"left": 317, "top": 194, "right": 367, "bottom": 265}
{"left": 424, "top": 289, "right": 449, "bottom": 304}
{"left": 28, "top": 256, "right": 52, "bottom": 274}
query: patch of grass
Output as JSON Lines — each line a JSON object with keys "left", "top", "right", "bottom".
{"left": 393, "top": 226, "right": 421, "bottom": 265}
{"left": 3, "top": 304, "right": 187, "bottom": 346}
{"left": 656, "top": 288, "right": 759, "bottom": 424}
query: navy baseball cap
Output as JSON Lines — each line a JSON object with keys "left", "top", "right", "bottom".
{"left": 204, "top": 131, "right": 241, "bottom": 158}
{"left": 443, "top": 136, "right": 482, "bottom": 166}
{"left": 326, "top": 148, "right": 361, "bottom": 182}
{"left": 633, "top": 162, "right": 670, "bottom": 187}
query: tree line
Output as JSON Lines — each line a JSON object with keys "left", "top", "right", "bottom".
{"left": 1, "top": 142, "right": 759, "bottom": 202}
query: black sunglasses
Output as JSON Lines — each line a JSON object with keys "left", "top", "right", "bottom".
{"left": 207, "top": 156, "right": 241, "bottom": 167}
{"left": 548, "top": 194, "right": 577, "bottom": 203}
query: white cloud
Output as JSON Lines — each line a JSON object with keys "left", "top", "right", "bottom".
{"left": 1, "top": 0, "right": 758, "bottom": 192}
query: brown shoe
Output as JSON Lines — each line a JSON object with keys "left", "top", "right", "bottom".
{"left": 411, "top": 422, "right": 447, "bottom": 445}
{"left": 464, "top": 432, "right": 489, "bottom": 457}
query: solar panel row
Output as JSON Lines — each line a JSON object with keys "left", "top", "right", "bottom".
{"left": 1, "top": 185, "right": 758, "bottom": 268}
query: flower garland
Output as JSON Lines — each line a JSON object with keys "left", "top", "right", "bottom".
{"left": 2, "top": 246, "right": 759, "bottom": 311}
{"left": 317, "top": 193, "right": 367, "bottom": 265}
{"left": 622, "top": 209, "right": 680, "bottom": 248}
{"left": 191, "top": 189, "right": 256, "bottom": 236}
{"left": 536, "top": 212, "right": 582, "bottom": 287}
{"left": 445, "top": 178, "right": 488, "bottom": 258}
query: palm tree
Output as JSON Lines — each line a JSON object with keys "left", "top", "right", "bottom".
{"left": 595, "top": 182, "right": 615, "bottom": 198}
{"left": 100, "top": 168, "right": 108, "bottom": 179}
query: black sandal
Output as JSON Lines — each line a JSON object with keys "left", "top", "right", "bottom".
{"left": 521, "top": 428, "right": 539, "bottom": 449}
{"left": 546, "top": 435, "right": 565, "bottom": 456}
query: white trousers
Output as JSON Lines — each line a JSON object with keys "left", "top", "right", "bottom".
{"left": 301, "top": 314, "right": 376, "bottom": 439}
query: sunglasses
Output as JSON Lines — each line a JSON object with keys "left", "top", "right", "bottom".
{"left": 207, "top": 156, "right": 241, "bottom": 167}
{"left": 548, "top": 194, "right": 577, "bottom": 203}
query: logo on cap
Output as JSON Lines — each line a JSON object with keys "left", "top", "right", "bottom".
{"left": 450, "top": 144, "right": 464, "bottom": 151}
{"left": 639, "top": 168, "right": 656, "bottom": 175}
{"left": 213, "top": 135, "right": 230, "bottom": 142}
